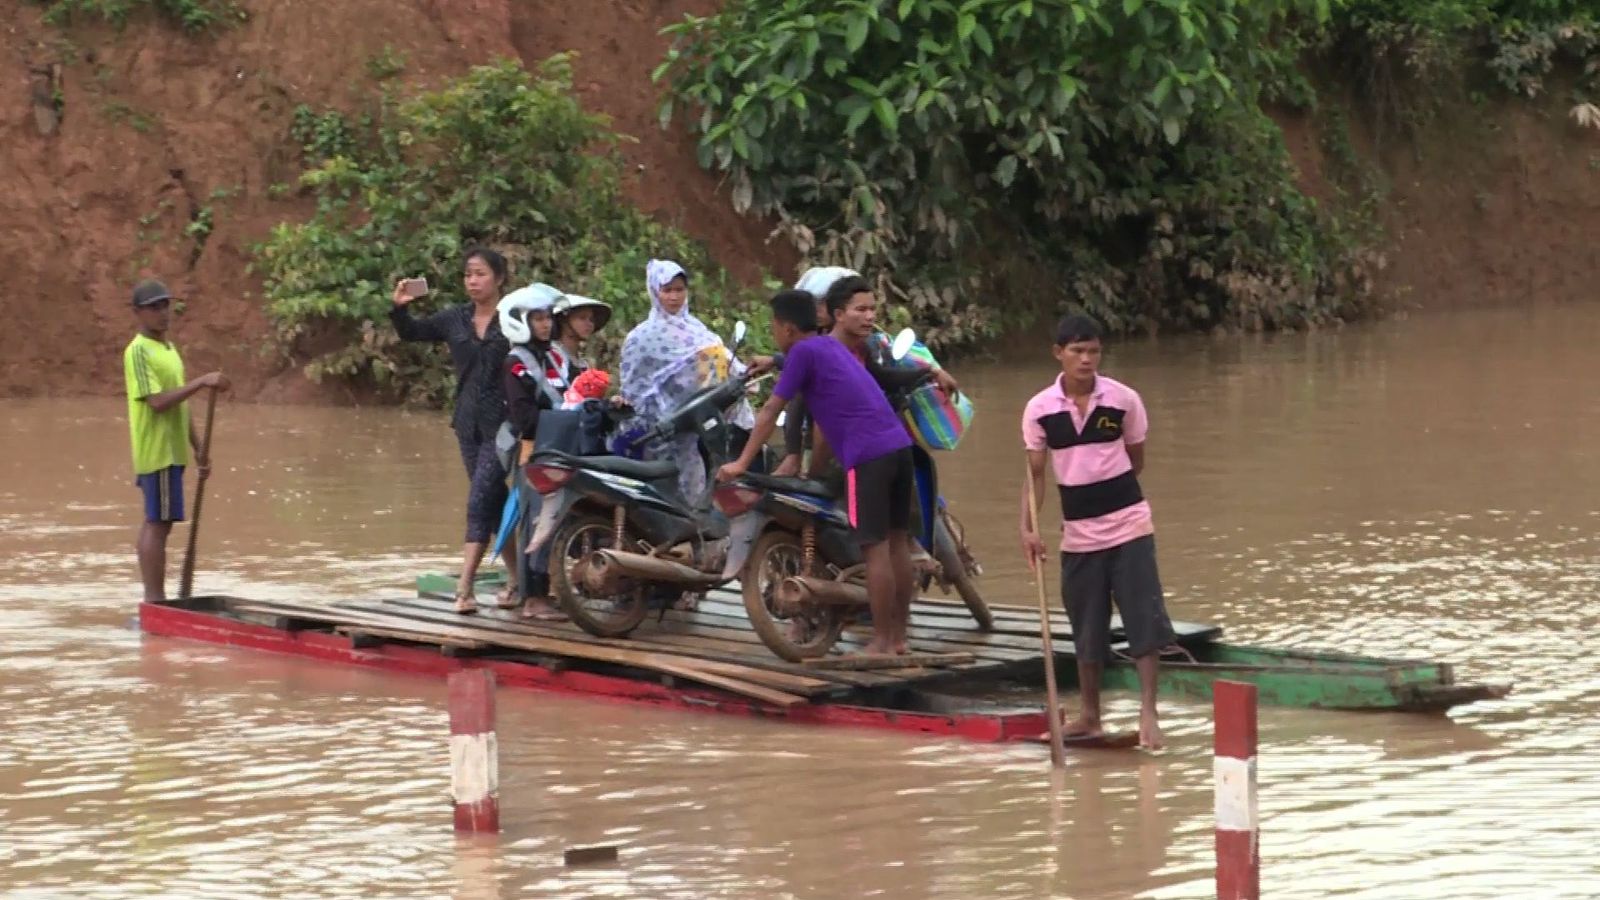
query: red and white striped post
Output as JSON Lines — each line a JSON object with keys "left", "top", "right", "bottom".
{"left": 1214, "top": 679, "right": 1259, "bottom": 900}
{"left": 448, "top": 669, "right": 499, "bottom": 834}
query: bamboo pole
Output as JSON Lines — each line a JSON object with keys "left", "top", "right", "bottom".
{"left": 178, "top": 388, "right": 218, "bottom": 601}
{"left": 1026, "top": 461, "right": 1066, "bottom": 769}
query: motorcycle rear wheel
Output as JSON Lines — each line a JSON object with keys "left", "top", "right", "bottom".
{"left": 552, "top": 512, "right": 651, "bottom": 637}
{"left": 741, "top": 529, "right": 845, "bottom": 662}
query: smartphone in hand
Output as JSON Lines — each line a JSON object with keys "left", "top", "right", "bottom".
{"left": 402, "top": 277, "right": 430, "bottom": 299}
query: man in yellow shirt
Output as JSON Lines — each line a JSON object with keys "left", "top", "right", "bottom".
{"left": 124, "top": 280, "right": 228, "bottom": 602}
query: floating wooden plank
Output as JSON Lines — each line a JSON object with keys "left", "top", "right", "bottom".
{"left": 368, "top": 599, "right": 846, "bottom": 694}
{"left": 690, "top": 594, "right": 1073, "bottom": 648}
{"left": 146, "top": 597, "right": 1059, "bottom": 745}
{"left": 605, "top": 598, "right": 1060, "bottom": 659}
{"left": 371, "top": 597, "right": 1014, "bottom": 688}
{"left": 564, "top": 844, "right": 620, "bottom": 866}
{"left": 633, "top": 604, "right": 1036, "bottom": 680}
{"left": 238, "top": 593, "right": 1032, "bottom": 701}
{"left": 337, "top": 625, "right": 486, "bottom": 651}
{"left": 367, "top": 596, "right": 1024, "bottom": 691}
{"left": 696, "top": 588, "right": 1226, "bottom": 645}
{"left": 802, "top": 652, "right": 974, "bottom": 671}
{"left": 229, "top": 599, "right": 807, "bottom": 708}
{"left": 232, "top": 601, "right": 438, "bottom": 633}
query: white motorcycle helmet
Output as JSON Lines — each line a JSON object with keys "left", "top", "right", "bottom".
{"left": 794, "top": 265, "right": 859, "bottom": 300}
{"left": 497, "top": 283, "right": 563, "bottom": 344}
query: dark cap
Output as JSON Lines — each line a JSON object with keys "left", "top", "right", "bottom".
{"left": 132, "top": 280, "right": 176, "bottom": 307}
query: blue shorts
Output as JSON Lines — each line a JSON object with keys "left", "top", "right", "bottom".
{"left": 136, "top": 466, "right": 186, "bottom": 523}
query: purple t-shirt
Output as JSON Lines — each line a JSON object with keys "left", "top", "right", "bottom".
{"left": 773, "top": 336, "right": 911, "bottom": 470}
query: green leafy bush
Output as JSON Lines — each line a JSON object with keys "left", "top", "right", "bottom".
{"left": 656, "top": 0, "right": 1372, "bottom": 344}
{"left": 1324, "top": 0, "right": 1598, "bottom": 106}
{"left": 256, "top": 57, "right": 767, "bottom": 407}
{"left": 33, "top": 0, "right": 245, "bottom": 32}
{"left": 289, "top": 105, "right": 368, "bottom": 166}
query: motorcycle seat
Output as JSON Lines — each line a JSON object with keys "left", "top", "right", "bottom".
{"left": 543, "top": 451, "right": 677, "bottom": 482}
{"left": 741, "top": 472, "right": 836, "bottom": 498}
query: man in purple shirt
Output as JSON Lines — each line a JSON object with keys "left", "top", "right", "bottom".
{"left": 717, "top": 290, "right": 917, "bottom": 655}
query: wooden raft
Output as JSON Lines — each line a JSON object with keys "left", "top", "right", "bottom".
{"left": 216, "top": 584, "right": 1221, "bottom": 709}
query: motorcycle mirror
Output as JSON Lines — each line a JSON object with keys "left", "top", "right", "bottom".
{"left": 732, "top": 320, "right": 747, "bottom": 349}
{"left": 890, "top": 328, "right": 917, "bottom": 361}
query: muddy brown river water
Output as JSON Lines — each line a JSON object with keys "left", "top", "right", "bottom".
{"left": 3, "top": 304, "right": 1598, "bottom": 898}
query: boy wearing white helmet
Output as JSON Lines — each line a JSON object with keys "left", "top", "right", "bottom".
{"left": 497, "top": 284, "right": 567, "bottom": 621}
{"left": 794, "top": 265, "right": 857, "bottom": 330}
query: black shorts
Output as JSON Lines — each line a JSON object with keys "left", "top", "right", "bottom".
{"left": 1061, "top": 534, "right": 1176, "bottom": 664}
{"left": 846, "top": 447, "right": 913, "bottom": 546}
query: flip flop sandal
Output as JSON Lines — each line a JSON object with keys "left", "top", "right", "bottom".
{"left": 495, "top": 585, "right": 521, "bottom": 610}
{"left": 454, "top": 592, "right": 479, "bottom": 615}
{"left": 519, "top": 601, "right": 567, "bottom": 622}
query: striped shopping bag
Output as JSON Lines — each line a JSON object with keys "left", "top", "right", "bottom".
{"left": 903, "top": 383, "right": 975, "bottom": 451}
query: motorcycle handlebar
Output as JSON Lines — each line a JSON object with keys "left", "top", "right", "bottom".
{"left": 654, "top": 374, "right": 751, "bottom": 440}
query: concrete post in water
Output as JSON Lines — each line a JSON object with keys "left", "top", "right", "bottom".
{"left": 1214, "top": 680, "right": 1259, "bottom": 900}
{"left": 448, "top": 669, "right": 499, "bottom": 834}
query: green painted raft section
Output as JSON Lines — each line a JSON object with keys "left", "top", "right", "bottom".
{"left": 415, "top": 572, "right": 1509, "bottom": 713}
{"left": 1093, "top": 642, "right": 1509, "bottom": 712}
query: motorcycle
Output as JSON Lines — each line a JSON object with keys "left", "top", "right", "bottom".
{"left": 713, "top": 328, "right": 991, "bottom": 662}
{"left": 524, "top": 322, "right": 763, "bottom": 638}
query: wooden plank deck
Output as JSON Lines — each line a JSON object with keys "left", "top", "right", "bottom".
{"left": 213, "top": 582, "right": 1224, "bottom": 709}
{"left": 347, "top": 595, "right": 1042, "bottom": 692}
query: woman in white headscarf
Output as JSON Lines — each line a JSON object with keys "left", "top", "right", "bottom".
{"left": 620, "top": 259, "right": 752, "bottom": 503}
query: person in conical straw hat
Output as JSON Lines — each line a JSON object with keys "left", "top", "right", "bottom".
{"left": 548, "top": 293, "right": 614, "bottom": 407}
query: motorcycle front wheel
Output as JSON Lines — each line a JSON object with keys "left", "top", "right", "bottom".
{"left": 741, "top": 529, "right": 845, "bottom": 662}
{"left": 551, "top": 512, "right": 651, "bottom": 637}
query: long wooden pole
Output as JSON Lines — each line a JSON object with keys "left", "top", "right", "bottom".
{"left": 178, "top": 388, "right": 217, "bottom": 601}
{"left": 1026, "top": 461, "right": 1066, "bottom": 769}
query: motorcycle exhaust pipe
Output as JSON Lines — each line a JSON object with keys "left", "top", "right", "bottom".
{"left": 583, "top": 549, "right": 724, "bottom": 594}
{"left": 776, "top": 575, "right": 870, "bottom": 612}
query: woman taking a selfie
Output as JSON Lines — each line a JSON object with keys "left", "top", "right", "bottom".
{"left": 390, "top": 245, "right": 516, "bottom": 614}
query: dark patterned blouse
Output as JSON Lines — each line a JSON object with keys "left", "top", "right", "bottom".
{"left": 390, "top": 303, "right": 509, "bottom": 443}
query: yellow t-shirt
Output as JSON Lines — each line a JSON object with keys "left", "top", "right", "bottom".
{"left": 124, "top": 334, "right": 189, "bottom": 475}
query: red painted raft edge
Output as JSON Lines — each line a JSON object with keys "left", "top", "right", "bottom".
{"left": 138, "top": 602, "right": 1048, "bottom": 744}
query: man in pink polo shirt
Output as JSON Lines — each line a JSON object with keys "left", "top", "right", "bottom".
{"left": 1020, "top": 314, "right": 1176, "bottom": 749}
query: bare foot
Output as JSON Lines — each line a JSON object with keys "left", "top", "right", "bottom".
{"left": 892, "top": 641, "right": 911, "bottom": 655}
{"left": 1047, "top": 712, "right": 1103, "bottom": 742}
{"left": 519, "top": 597, "right": 566, "bottom": 621}
{"left": 1139, "top": 709, "right": 1164, "bottom": 750}
{"left": 862, "top": 638, "right": 895, "bottom": 655}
